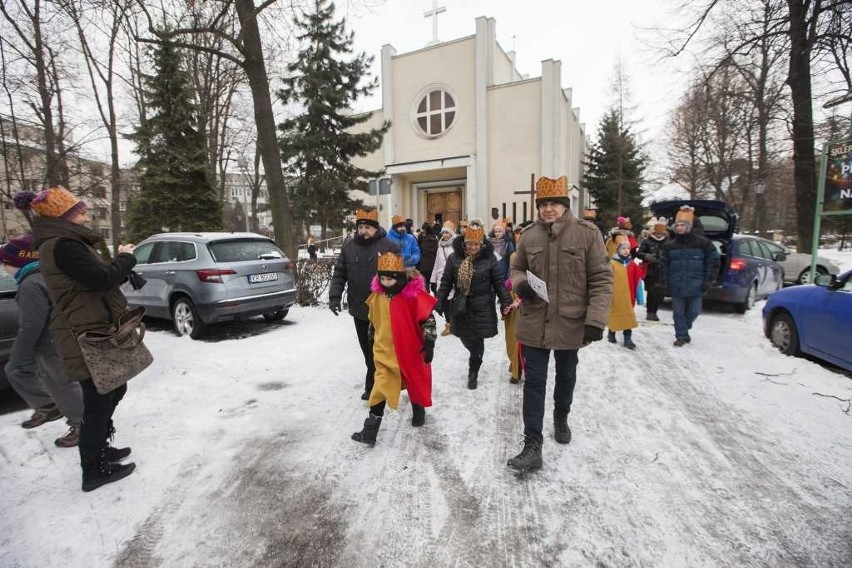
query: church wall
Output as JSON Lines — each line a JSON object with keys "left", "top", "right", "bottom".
{"left": 486, "top": 79, "right": 542, "bottom": 224}
{"left": 390, "top": 38, "right": 477, "bottom": 164}
{"left": 492, "top": 45, "right": 515, "bottom": 85}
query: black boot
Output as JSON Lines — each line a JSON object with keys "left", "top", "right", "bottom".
{"left": 467, "top": 369, "right": 478, "bottom": 390}
{"left": 553, "top": 411, "right": 572, "bottom": 444}
{"left": 607, "top": 330, "right": 617, "bottom": 343}
{"left": 106, "top": 422, "right": 131, "bottom": 462}
{"left": 351, "top": 414, "right": 382, "bottom": 445}
{"left": 507, "top": 436, "right": 543, "bottom": 471}
{"left": 622, "top": 329, "right": 636, "bottom": 350}
{"left": 411, "top": 404, "right": 425, "bottom": 427}
{"left": 81, "top": 445, "right": 136, "bottom": 492}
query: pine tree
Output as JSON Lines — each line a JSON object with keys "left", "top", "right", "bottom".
{"left": 584, "top": 108, "right": 647, "bottom": 230}
{"left": 277, "top": 0, "right": 389, "bottom": 236}
{"left": 128, "top": 41, "right": 222, "bottom": 241}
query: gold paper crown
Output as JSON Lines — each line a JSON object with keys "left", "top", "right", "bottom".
{"left": 535, "top": 176, "right": 569, "bottom": 199}
{"left": 652, "top": 217, "right": 668, "bottom": 231}
{"left": 582, "top": 209, "right": 597, "bottom": 219}
{"left": 675, "top": 206, "right": 695, "bottom": 223}
{"left": 463, "top": 226, "right": 485, "bottom": 243}
{"left": 391, "top": 214, "right": 405, "bottom": 226}
{"left": 377, "top": 252, "right": 405, "bottom": 273}
{"left": 355, "top": 209, "right": 378, "bottom": 223}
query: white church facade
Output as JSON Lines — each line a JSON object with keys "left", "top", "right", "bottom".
{"left": 351, "top": 15, "right": 589, "bottom": 229}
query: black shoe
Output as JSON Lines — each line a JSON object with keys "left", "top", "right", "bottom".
{"left": 360, "top": 390, "right": 370, "bottom": 401}
{"left": 646, "top": 313, "right": 659, "bottom": 322}
{"left": 411, "top": 404, "right": 425, "bottom": 427}
{"left": 553, "top": 413, "right": 572, "bottom": 444}
{"left": 607, "top": 330, "right": 617, "bottom": 343}
{"left": 685, "top": 335, "right": 691, "bottom": 343}
{"left": 509, "top": 375, "right": 520, "bottom": 384}
{"left": 673, "top": 338, "right": 686, "bottom": 347}
{"left": 106, "top": 446, "right": 132, "bottom": 462}
{"left": 467, "top": 369, "right": 478, "bottom": 390}
{"left": 351, "top": 414, "right": 382, "bottom": 445}
{"left": 507, "top": 437, "right": 543, "bottom": 471}
{"left": 623, "top": 337, "right": 636, "bottom": 350}
{"left": 81, "top": 446, "right": 136, "bottom": 492}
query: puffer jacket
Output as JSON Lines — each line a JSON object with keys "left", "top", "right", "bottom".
{"left": 32, "top": 217, "right": 137, "bottom": 381}
{"left": 660, "top": 231, "right": 720, "bottom": 298}
{"left": 637, "top": 235, "right": 668, "bottom": 283}
{"left": 430, "top": 235, "right": 456, "bottom": 289}
{"left": 510, "top": 210, "right": 613, "bottom": 350}
{"left": 435, "top": 238, "right": 511, "bottom": 340}
{"left": 329, "top": 227, "right": 400, "bottom": 320}
{"left": 386, "top": 228, "right": 421, "bottom": 267}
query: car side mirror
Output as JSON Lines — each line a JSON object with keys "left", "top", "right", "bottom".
{"left": 814, "top": 273, "right": 835, "bottom": 287}
{"left": 773, "top": 252, "right": 787, "bottom": 262}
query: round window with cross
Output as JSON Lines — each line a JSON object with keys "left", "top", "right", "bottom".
{"left": 414, "top": 88, "right": 456, "bottom": 138}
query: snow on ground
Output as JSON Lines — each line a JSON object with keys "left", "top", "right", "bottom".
{"left": 1, "top": 250, "right": 851, "bottom": 567}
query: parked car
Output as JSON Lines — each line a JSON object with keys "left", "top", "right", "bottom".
{"left": 650, "top": 200, "right": 784, "bottom": 313}
{"left": 762, "top": 269, "right": 852, "bottom": 372}
{"left": 750, "top": 238, "right": 841, "bottom": 285}
{"left": 121, "top": 232, "right": 296, "bottom": 339}
{"left": 0, "top": 269, "right": 19, "bottom": 389}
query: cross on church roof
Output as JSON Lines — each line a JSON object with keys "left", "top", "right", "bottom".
{"left": 423, "top": 0, "right": 446, "bottom": 45}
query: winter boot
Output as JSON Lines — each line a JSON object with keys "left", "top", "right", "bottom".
{"left": 351, "top": 414, "right": 382, "bottom": 445}
{"left": 411, "top": 404, "right": 426, "bottom": 427}
{"left": 21, "top": 404, "right": 62, "bottom": 429}
{"left": 622, "top": 330, "right": 636, "bottom": 350}
{"left": 646, "top": 312, "right": 659, "bottom": 322}
{"left": 106, "top": 423, "right": 131, "bottom": 462}
{"left": 81, "top": 446, "right": 136, "bottom": 492}
{"left": 507, "top": 437, "right": 543, "bottom": 471}
{"left": 607, "top": 330, "right": 617, "bottom": 344}
{"left": 509, "top": 374, "right": 520, "bottom": 384}
{"left": 55, "top": 425, "right": 80, "bottom": 448}
{"left": 467, "top": 369, "right": 479, "bottom": 390}
{"left": 553, "top": 411, "right": 572, "bottom": 444}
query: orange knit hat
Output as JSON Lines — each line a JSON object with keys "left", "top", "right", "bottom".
{"left": 31, "top": 186, "right": 86, "bottom": 220}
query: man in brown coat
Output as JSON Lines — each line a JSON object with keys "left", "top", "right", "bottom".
{"left": 507, "top": 176, "right": 613, "bottom": 471}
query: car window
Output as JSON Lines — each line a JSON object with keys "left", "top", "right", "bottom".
{"left": 738, "top": 239, "right": 755, "bottom": 257}
{"left": 0, "top": 270, "right": 17, "bottom": 293}
{"left": 764, "top": 241, "right": 785, "bottom": 256}
{"left": 133, "top": 242, "right": 155, "bottom": 265}
{"left": 150, "top": 241, "right": 196, "bottom": 263}
{"left": 699, "top": 214, "right": 729, "bottom": 233}
{"left": 754, "top": 241, "right": 775, "bottom": 261}
{"left": 208, "top": 239, "right": 285, "bottom": 263}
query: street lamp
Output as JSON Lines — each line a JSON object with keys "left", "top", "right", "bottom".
{"left": 754, "top": 179, "right": 766, "bottom": 235}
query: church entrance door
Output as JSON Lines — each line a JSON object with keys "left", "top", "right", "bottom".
{"left": 425, "top": 189, "right": 462, "bottom": 226}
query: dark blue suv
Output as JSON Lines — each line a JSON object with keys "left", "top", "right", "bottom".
{"left": 650, "top": 200, "right": 784, "bottom": 313}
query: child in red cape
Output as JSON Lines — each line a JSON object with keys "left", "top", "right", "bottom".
{"left": 351, "top": 252, "right": 437, "bottom": 445}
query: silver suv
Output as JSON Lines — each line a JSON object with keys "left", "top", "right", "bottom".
{"left": 121, "top": 232, "right": 296, "bottom": 338}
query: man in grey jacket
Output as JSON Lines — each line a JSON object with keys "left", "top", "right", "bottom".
{"left": 507, "top": 177, "right": 613, "bottom": 471}
{"left": 1, "top": 235, "right": 83, "bottom": 447}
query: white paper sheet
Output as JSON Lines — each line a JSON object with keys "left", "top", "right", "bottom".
{"left": 526, "top": 270, "right": 549, "bottom": 302}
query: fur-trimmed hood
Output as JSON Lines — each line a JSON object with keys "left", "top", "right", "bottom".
{"left": 370, "top": 273, "right": 427, "bottom": 298}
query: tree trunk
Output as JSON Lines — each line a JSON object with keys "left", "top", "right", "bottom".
{"left": 234, "top": 0, "right": 294, "bottom": 257}
{"left": 787, "top": 0, "right": 817, "bottom": 251}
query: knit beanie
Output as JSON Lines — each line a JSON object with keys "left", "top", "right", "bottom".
{"left": 15, "top": 186, "right": 86, "bottom": 220}
{"left": 0, "top": 234, "right": 38, "bottom": 267}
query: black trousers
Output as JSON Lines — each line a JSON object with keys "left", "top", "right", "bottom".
{"left": 459, "top": 335, "right": 484, "bottom": 372}
{"left": 353, "top": 317, "right": 375, "bottom": 392}
{"left": 521, "top": 346, "right": 578, "bottom": 442}
{"left": 79, "top": 379, "right": 126, "bottom": 454}
{"left": 645, "top": 276, "right": 664, "bottom": 315}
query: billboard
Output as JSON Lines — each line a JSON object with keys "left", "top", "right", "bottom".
{"left": 825, "top": 139, "right": 852, "bottom": 212}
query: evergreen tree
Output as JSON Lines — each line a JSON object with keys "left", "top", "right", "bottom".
{"left": 583, "top": 108, "right": 647, "bottom": 230}
{"left": 277, "top": 0, "right": 389, "bottom": 236}
{"left": 128, "top": 41, "right": 222, "bottom": 241}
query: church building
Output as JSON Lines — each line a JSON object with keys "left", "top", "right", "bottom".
{"left": 351, "top": 14, "right": 589, "bottom": 229}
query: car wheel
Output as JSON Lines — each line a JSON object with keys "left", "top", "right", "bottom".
{"left": 262, "top": 308, "right": 289, "bottom": 322}
{"left": 770, "top": 312, "right": 800, "bottom": 356}
{"left": 172, "top": 297, "right": 205, "bottom": 339}
{"left": 734, "top": 283, "right": 757, "bottom": 314}
{"left": 798, "top": 266, "right": 828, "bottom": 285}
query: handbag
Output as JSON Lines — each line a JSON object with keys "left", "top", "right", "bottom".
{"left": 450, "top": 292, "right": 468, "bottom": 320}
{"left": 77, "top": 306, "right": 153, "bottom": 394}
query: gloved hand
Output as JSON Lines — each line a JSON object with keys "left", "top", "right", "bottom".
{"left": 128, "top": 270, "right": 147, "bottom": 291}
{"left": 329, "top": 298, "right": 341, "bottom": 316}
{"left": 582, "top": 325, "right": 604, "bottom": 345}
{"left": 515, "top": 280, "right": 537, "bottom": 301}
{"left": 421, "top": 339, "right": 435, "bottom": 364}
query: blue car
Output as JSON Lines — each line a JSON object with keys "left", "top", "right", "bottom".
{"left": 762, "top": 269, "right": 852, "bottom": 372}
{"left": 650, "top": 200, "right": 784, "bottom": 313}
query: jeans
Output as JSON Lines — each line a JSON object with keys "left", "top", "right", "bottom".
{"left": 671, "top": 295, "right": 703, "bottom": 340}
{"left": 79, "top": 379, "right": 126, "bottom": 453}
{"left": 353, "top": 317, "right": 375, "bottom": 392}
{"left": 521, "top": 346, "right": 579, "bottom": 442}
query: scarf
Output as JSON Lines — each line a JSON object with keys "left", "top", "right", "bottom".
{"left": 457, "top": 251, "right": 478, "bottom": 295}
{"left": 14, "top": 261, "right": 40, "bottom": 285}
{"left": 490, "top": 236, "right": 508, "bottom": 259}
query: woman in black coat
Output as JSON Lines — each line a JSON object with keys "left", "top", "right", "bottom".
{"left": 417, "top": 221, "right": 439, "bottom": 286}
{"left": 435, "top": 227, "right": 511, "bottom": 389}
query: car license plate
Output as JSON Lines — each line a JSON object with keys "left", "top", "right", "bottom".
{"left": 248, "top": 272, "right": 278, "bottom": 283}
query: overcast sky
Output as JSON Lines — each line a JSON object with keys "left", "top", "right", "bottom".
{"left": 341, "top": 0, "right": 694, "bottom": 160}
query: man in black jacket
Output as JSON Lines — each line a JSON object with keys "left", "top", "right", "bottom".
{"left": 329, "top": 207, "right": 400, "bottom": 400}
